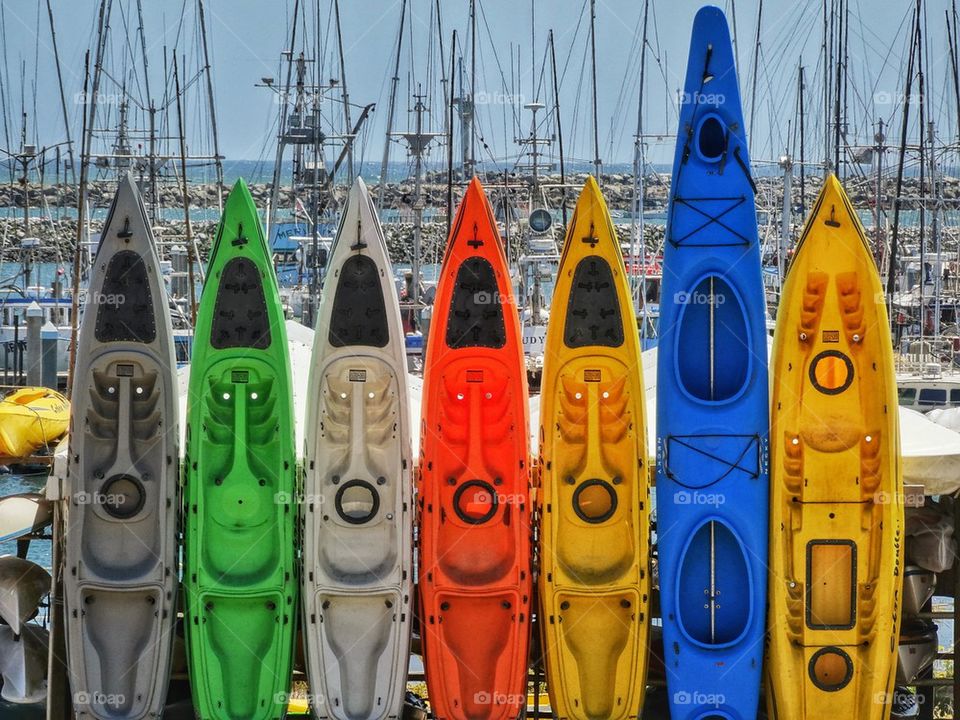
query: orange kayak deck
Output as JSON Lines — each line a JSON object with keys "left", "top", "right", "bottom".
{"left": 418, "top": 178, "right": 532, "bottom": 720}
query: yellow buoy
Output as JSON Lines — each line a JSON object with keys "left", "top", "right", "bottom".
{"left": 766, "top": 174, "right": 903, "bottom": 719}
{"left": 538, "top": 177, "right": 651, "bottom": 719}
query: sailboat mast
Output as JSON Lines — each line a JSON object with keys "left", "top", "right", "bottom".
{"left": 470, "top": 0, "right": 477, "bottom": 174}
{"left": 379, "top": 0, "right": 406, "bottom": 209}
{"left": 590, "top": 0, "right": 601, "bottom": 181}
{"left": 549, "top": 30, "right": 567, "bottom": 227}
{"left": 447, "top": 29, "right": 457, "bottom": 238}
{"left": 631, "top": 0, "right": 650, "bottom": 306}
{"left": 334, "top": 0, "right": 354, "bottom": 184}
{"left": 268, "top": 0, "right": 300, "bottom": 232}
{"left": 197, "top": 0, "right": 224, "bottom": 209}
{"left": 748, "top": 0, "right": 762, "bottom": 153}
{"left": 44, "top": 0, "right": 75, "bottom": 184}
{"left": 174, "top": 56, "right": 199, "bottom": 324}
{"left": 833, "top": 0, "right": 844, "bottom": 175}
{"left": 798, "top": 63, "right": 806, "bottom": 218}
{"left": 886, "top": 0, "right": 920, "bottom": 327}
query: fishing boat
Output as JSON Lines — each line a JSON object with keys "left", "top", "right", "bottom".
{"left": 538, "top": 177, "right": 651, "bottom": 719}
{"left": 0, "top": 387, "right": 69, "bottom": 459}
{"left": 302, "top": 177, "right": 413, "bottom": 720}
{"left": 418, "top": 177, "right": 532, "bottom": 720}
{"left": 183, "top": 179, "right": 297, "bottom": 720}
{"left": 63, "top": 174, "right": 179, "bottom": 720}
{"left": 766, "top": 175, "right": 904, "bottom": 719}
{"left": 656, "top": 7, "right": 769, "bottom": 719}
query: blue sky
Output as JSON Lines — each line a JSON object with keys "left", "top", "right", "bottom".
{"left": 0, "top": 1, "right": 940, "bottom": 170}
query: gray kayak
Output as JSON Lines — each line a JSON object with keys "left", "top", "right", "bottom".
{"left": 64, "top": 173, "right": 179, "bottom": 720}
{"left": 0, "top": 556, "right": 50, "bottom": 634}
{"left": 302, "top": 177, "right": 413, "bottom": 720}
{"left": 0, "top": 493, "right": 52, "bottom": 543}
{"left": 0, "top": 623, "right": 49, "bottom": 704}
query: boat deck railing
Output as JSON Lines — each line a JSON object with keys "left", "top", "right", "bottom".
{"left": 896, "top": 334, "right": 960, "bottom": 376}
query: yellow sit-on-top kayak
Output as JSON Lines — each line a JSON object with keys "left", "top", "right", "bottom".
{"left": 767, "top": 174, "right": 903, "bottom": 719}
{"left": 0, "top": 387, "right": 69, "bottom": 458}
{"left": 538, "top": 177, "right": 650, "bottom": 720}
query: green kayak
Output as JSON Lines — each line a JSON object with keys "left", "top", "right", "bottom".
{"left": 183, "top": 179, "right": 297, "bottom": 720}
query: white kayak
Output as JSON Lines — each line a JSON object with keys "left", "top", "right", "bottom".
{"left": 302, "top": 177, "right": 413, "bottom": 720}
{"left": 0, "top": 494, "right": 52, "bottom": 543}
{"left": 0, "top": 623, "right": 49, "bottom": 704}
{"left": 64, "top": 173, "right": 179, "bottom": 720}
{"left": 0, "top": 556, "right": 50, "bottom": 634}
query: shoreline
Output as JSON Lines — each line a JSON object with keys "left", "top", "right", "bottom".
{"left": 0, "top": 172, "right": 956, "bottom": 264}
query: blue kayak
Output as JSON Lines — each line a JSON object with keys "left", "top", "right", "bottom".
{"left": 656, "top": 6, "right": 769, "bottom": 720}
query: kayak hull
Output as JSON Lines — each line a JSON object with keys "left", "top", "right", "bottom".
{"left": 0, "top": 624, "right": 49, "bottom": 704}
{"left": 656, "top": 8, "right": 769, "bottom": 719}
{"left": 0, "top": 388, "right": 69, "bottom": 458}
{"left": 0, "top": 494, "right": 52, "bottom": 543}
{"left": 183, "top": 179, "right": 297, "bottom": 720}
{"left": 766, "top": 175, "right": 903, "bottom": 720}
{"left": 0, "top": 557, "right": 50, "bottom": 635}
{"left": 303, "top": 178, "right": 413, "bottom": 720}
{"left": 64, "top": 174, "right": 179, "bottom": 720}
{"left": 538, "top": 178, "right": 651, "bottom": 720}
{"left": 418, "top": 178, "right": 532, "bottom": 720}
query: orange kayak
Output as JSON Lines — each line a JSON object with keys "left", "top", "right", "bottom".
{"left": 418, "top": 177, "right": 532, "bottom": 720}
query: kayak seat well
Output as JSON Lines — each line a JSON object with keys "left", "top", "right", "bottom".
{"left": 563, "top": 257, "right": 624, "bottom": 349}
{"left": 317, "top": 591, "right": 401, "bottom": 718}
{"left": 201, "top": 592, "right": 286, "bottom": 719}
{"left": 434, "top": 361, "right": 520, "bottom": 585}
{"left": 328, "top": 255, "right": 389, "bottom": 348}
{"left": 200, "top": 363, "right": 285, "bottom": 585}
{"left": 80, "top": 360, "right": 166, "bottom": 579}
{"left": 317, "top": 358, "right": 401, "bottom": 581}
{"left": 555, "top": 590, "right": 637, "bottom": 719}
{"left": 675, "top": 275, "right": 749, "bottom": 402}
{"left": 211, "top": 257, "right": 271, "bottom": 350}
{"left": 445, "top": 257, "right": 506, "bottom": 349}
{"left": 676, "top": 519, "right": 752, "bottom": 647}
{"left": 434, "top": 591, "right": 517, "bottom": 720}
{"left": 554, "top": 366, "right": 636, "bottom": 583}
{"left": 95, "top": 249, "right": 157, "bottom": 344}
{"left": 79, "top": 587, "right": 164, "bottom": 718}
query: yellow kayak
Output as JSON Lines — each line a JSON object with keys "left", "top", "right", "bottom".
{"left": 0, "top": 387, "right": 69, "bottom": 458}
{"left": 538, "top": 177, "right": 651, "bottom": 720}
{"left": 767, "top": 174, "right": 903, "bottom": 719}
